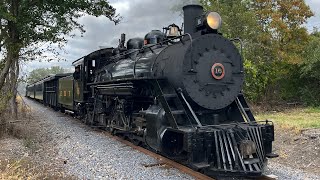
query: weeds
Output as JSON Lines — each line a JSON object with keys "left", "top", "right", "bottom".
{"left": 0, "top": 158, "right": 70, "bottom": 180}
{"left": 1, "top": 93, "right": 32, "bottom": 139}
{"left": 0, "top": 159, "right": 41, "bottom": 180}
{"left": 23, "top": 137, "right": 36, "bottom": 151}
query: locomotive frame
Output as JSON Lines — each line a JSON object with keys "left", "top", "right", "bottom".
{"left": 26, "top": 4, "right": 278, "bottom": 178}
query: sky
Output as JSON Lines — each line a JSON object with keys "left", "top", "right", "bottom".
{"left": 23, "top": 0, "right": 320, "bottom": 74}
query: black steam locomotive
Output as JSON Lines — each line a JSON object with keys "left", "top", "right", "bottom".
{"left": 26, "top": 4, "right": 278, "bottom": 178}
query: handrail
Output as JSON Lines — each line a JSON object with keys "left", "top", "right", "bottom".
{"left": 177, "top": 88, "right": 202, "bottom": 127}
{"left": 230, "top": 38, "right": 244, "bottom": 58}
{"left": 200, "top": 120, "right": 273, "bottom": 128}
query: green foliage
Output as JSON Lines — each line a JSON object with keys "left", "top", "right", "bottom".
{"left": 252, "top": 0, "right": 313, "bottom": 64}
{"left": 0, "top": 0, "right": 120, "bottom": 92}
{"left": 300, "top": 31, "right": 320, "bottom": 79}
{"left": 27, "top": 66, "right": 67, "bottom": 84}
{"left": 201, "top": 0, "right": 259, "bottom": 40}
{"left": 277, "top": 64, "right": 301, "bottom": 101}
{"left": 1, "top": 0, "right": 120, "bottom": 47}
{"left": 298, "top": 30, "right": 320, "bottom": 106}
{"left": 243, "top": 59, "right": 267, "bottom": 101}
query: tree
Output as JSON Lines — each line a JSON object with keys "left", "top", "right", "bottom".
{"left": 299, "top": 30, "right": 320, "bottom": 105}
{"left": 253, "top": 0, "right": 314, "bottom": 64}
{"left": 0, "top": 0, "right": 120, "bottom": 89}
{"left": 250, "top": 0, "right": 313, "bottom": 102}
{"left": 27, "top": 66, "right": 66, "bottom": 84}
{"left": 0, "top": 0, "right": 121, "bottom": 118}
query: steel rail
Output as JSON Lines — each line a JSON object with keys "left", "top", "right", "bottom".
{"left": 100, "top": 131, "right": 214, "bottom": 180}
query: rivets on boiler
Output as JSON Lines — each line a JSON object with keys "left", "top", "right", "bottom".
{"left": 205, "top": 91, "right": 210, "bottom": 96}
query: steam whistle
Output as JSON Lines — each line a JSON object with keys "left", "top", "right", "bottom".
{"left": 113, "top": 33, "right": 127, "bottom": 58}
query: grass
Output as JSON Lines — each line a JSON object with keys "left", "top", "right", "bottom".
{"left": 255, "top": 107, "right": 320, "bottom": 130}
{"left": 0, "top": 158, "right": 70, "bottom": 180}
{"left": 0, "top": 159, "right": 41, "bottom": 180}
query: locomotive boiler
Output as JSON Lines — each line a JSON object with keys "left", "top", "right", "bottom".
{"left": 26, "top": 4, "right": 278, "bottom": 178}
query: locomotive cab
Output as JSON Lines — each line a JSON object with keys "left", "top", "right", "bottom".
{"left": 73, "top": 66, "right": 81, "bottom": 80}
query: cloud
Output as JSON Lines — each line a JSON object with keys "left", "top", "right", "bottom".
{"left": 305, "top": 0, "right": 320, "bottom": 31}
{"left": 25, "top": 0, "right": 320, "bottom": 74}
{"left": 25, "top": 0, "right": 183, "bottom": 73}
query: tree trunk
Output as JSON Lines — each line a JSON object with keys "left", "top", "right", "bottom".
{"left": 0, "top": 0, "right": 20, "bottom": 91}
{"left": 10, "top": 59, "right": 19, "bottom": 119}
{"left": 0, "top": 57, "right": 14, "bottom": 91}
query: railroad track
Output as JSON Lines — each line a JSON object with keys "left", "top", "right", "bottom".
{"left": 97, "top": 130, "right": 277, "bottom": 180}
{"left": 103, "top": 132, "right": 214, "bottom": 180}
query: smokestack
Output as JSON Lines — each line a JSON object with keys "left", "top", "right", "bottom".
{"left": 183, "top": 4, "right": 203, "bottom": 34}
{"left": 120, "top": 33, "right": 126, "bottom": 48}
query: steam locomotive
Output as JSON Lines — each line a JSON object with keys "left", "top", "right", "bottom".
{"left": 26, "top": 4, "right": 278, "bottom": 178}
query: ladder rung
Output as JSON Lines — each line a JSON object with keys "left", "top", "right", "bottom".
{"left": 171, "top": 110, "right": 185, "bottom": 115}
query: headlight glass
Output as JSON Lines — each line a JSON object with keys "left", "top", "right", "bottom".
{"left": 206, "top": 12, "right": 222, "bottom": 30}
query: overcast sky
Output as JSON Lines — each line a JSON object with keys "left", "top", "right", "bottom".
{"left": 24, "top": 0, "right": 320, "bottom": 74}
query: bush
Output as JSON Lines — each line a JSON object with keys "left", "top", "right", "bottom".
{"left": 243, "top": 59, "right": 305, "bottom": 104}
{"left": 298, "top": 31, "right": 320, "bottom": 106}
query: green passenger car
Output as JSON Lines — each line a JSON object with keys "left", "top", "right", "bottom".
{"left": 34, "top": 81, "right": 44, "bottom": 101}
{"left": 26, "top": 85, "right": 35, "bottom": 98}
{"left": 58, "top": 75, "right": 74, "bottom": 110}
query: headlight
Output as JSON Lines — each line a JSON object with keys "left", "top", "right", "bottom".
{"left": 206, "top": 12, "right": 222, "bottom": 30}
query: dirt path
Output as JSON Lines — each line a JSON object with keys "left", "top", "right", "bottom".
{"left": 268, "top": 127, "right": 320, "bottom": 175}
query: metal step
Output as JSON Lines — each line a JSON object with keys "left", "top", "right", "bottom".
{"left": 193, "top": 162, "right": 210, "bottom": 169}
{"left": 266, "top": 153, "right": 279, "bottom": 158}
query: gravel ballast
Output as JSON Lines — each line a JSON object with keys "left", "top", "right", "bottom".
{"left": 24, "top": 98, "right": 320, "bottom": 180}
{"left": 25, "top": 98, "right": 193, "bottom": 180}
